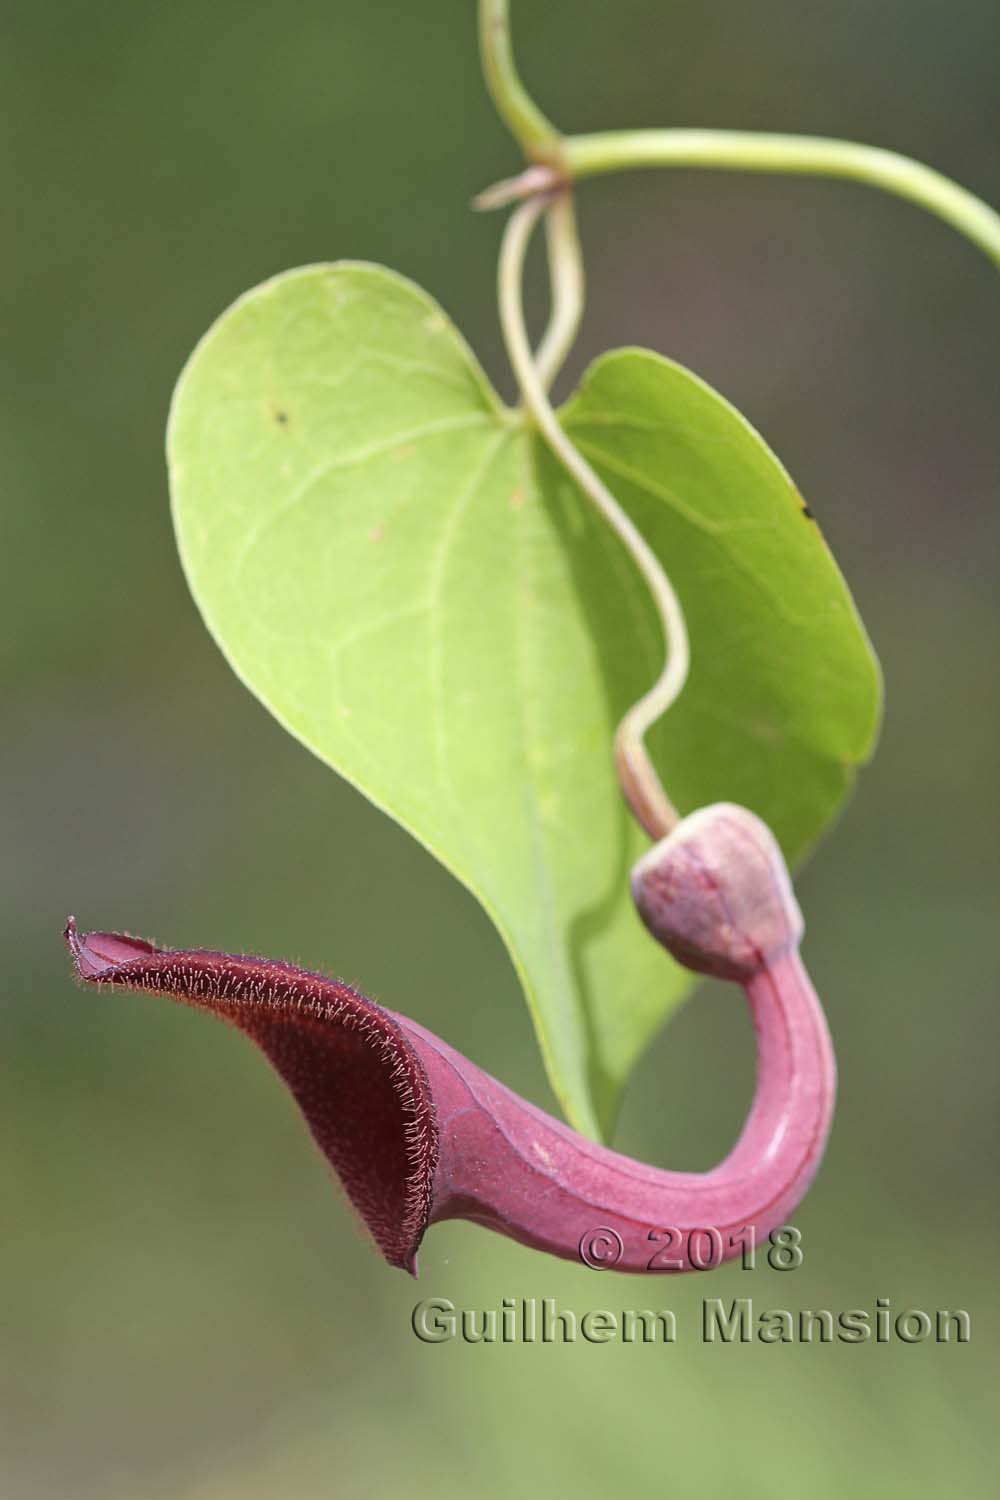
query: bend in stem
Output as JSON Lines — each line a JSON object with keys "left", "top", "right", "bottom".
{"left": 478, "top": 0, "right": 562, "bottom": 159}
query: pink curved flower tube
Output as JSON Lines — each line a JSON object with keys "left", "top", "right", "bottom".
{"left": 65, "top": 804, "right": 835, "bottom": 1275}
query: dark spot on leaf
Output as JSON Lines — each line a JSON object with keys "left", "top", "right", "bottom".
{"left": 791, "top": 484, "right": 815, "bottom": 522}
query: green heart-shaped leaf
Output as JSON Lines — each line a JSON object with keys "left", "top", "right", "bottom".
{"left": 168, "top": 264, "right": 880, "bottom": 1138}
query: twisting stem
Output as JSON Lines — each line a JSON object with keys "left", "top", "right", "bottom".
{"left": 564, "top": 130, "right": 1000, "bottom": 271}
{"left": 478, "top": 0, "right": 561, "bottom": 158}
{"left": 478, "top": 2, "right": 685, "bottom": 834}
{"left": 499, "top": 195, "right": 689, "bottom": 839}
{"left": 534, "top": 191, "right": 584, "bottom": 392}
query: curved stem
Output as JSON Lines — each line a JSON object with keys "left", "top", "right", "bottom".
{"left": 478, "top": 0, "right": 561, "bottom": 158}
{"left": 416, "top": 947, "right": 833, "bottom": 1268}
{"left": 534, "top": 191, "right": 584, "bottom": 392}
{"left": 564, "top": 129, "right": 1000, "bottom": 271}
{"left": 499, "top": 195, "right": 689, "bottom": 839}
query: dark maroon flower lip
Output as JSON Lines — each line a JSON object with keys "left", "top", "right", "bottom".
{"left": 63, "top": 805, "right": 837, "bottom": 1277}
{"left": 64, "top": 916, "right": 439, "bottom": 1274}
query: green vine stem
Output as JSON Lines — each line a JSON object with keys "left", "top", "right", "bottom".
{"left": 563, "top": 130, "right": 1000, "bottom": 271}
{"left": 481, "top": 0, "right": 1000, "bottom": 837}
{"left": 476, "top": 2, "right": 583, "bottom": 392}
{"left": 499, "top": 194, "right": 689, "bottom": 840}
{"left": 534, "top": 191, "right": 584, "bottom": 393}
{"left": 478, "top": 0, "right": 561, "bottom": 159}
{"left": 478, "top": 2, "right": 1000, "bottom": 272}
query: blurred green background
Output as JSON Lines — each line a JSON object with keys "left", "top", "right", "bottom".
{"left": 3, "top": 2, "right": 998, "bottom": 1495}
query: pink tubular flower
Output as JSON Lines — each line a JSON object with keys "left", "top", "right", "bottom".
{"left": 65, "top": 804, "right": 835, "bottom": 1275}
